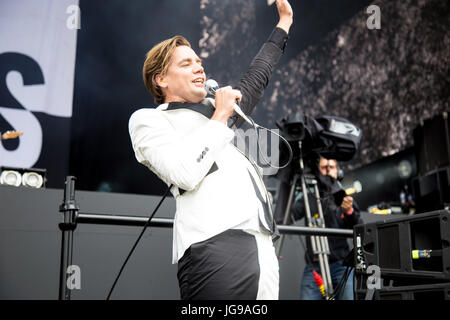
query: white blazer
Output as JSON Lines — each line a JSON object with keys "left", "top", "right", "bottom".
{"left": 129, "top": 99, "right": 275, "bottom": 263}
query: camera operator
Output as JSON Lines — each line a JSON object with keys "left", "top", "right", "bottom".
{"left": 291, "top": 157, "right": 362, "bottom": 300}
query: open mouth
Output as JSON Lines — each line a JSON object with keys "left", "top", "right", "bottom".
{"left": 192, "top": 77, "right": 205, "bottom": 87}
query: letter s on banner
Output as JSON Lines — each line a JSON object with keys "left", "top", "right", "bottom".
{"left": 0, "top": 0, "right": 78, "bottom": 170}
{"left": 0, "top": 52, "right": 43, "bottom": 168}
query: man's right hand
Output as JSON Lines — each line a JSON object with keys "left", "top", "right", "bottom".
{"left": 276, "top": 0, "right": 293, "bottom": 34}
{"left": 211, "top": 86, "right": 242, "bottom": 124}
{"left": 341, "top": 196, "right": 354, "bottom": 214}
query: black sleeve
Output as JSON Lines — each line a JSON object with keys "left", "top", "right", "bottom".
{"left": 231, "top": 27, "right": 289, "bottom": 128}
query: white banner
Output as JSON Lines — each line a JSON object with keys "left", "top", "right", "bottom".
{"left": 0, "top": 0, "right": 79, "bottom": 168}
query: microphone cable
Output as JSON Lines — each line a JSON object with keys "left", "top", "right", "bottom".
{"left": 249, "top": 115, "right": 293, "bottom": 170}
{"left": 106, "top": 184, "right": 173, "bottom": 300}
{"left": 206, "top": 79, "right": 293, "bottom": 170}
{"left": 229, "top": 100, "right": 293, "bottom": 171}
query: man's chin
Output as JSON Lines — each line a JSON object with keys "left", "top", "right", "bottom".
{"left": 189, "top": 93, "right": 207, "bottom": 103}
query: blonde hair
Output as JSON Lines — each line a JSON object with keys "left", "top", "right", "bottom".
{"left": 142, "top": 35, "right": 191, "bottom": 104}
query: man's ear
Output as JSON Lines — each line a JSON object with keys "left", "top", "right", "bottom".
{"left": 337, "top": 168, "right": 344, "bottom": 181}
{"left": 155, "top": 74, "right": 168, "bottom": 88}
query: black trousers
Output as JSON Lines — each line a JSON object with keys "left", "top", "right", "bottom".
{"left": 177, "top": 229, "right": 260, "bottom": 300}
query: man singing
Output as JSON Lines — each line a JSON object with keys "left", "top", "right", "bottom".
{"left": 129, "top": 0, "right": 293, "bottom": 300}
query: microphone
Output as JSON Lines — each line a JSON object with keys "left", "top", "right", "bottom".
{"left": 333, "top": 180, "right": 363, "bottom": 207}
{"left": 204, "top": 79, "right": 253, "bottom": 125}
{"left": 345, "top": 180, "right": 363, "bottom": 196}
{"left": 204, "top": 79, "right": 294, "bottom": 170}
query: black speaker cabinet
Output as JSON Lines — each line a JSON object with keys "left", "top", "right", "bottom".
{"left": 354, "top": 210, "right": 450, "bottom": 280}
{"left": 412, "top": 166, "right": 450, "bottom": 213}
{"left": 414, "top": 112, "right": 450, "bottom": 176}
{"left": 374, "top": 283, "right": 450, "bottom": 300}
{"left": 354, "top": 272, "right": 450, "bottom": 300}
{"left": 355, "top": 278, "right": 450, "bottom": 300}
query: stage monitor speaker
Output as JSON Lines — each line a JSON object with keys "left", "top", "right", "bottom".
{"left": 414, "top": 112, "right": 450, "bottom": 176}
{"left": 355, "top": 282, "right": 450, "bottom": 300}
{"left": 354, "top": 272, "right": 449, "bottom": 300}
{"left": 354, "top": 210, "right": 450, "bottom": 280}
{"left": 355, "top": 274, "right": 450, "bottom": 300}
{"left": 374, "top": 282, "right": 450, "bottom": 300}
{"left": 354, "top": 210, "right": 450, "bottom": 300}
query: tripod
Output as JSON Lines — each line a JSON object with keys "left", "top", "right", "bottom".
{"left": 276, "top": 142, "right": 334, "bottom": 299}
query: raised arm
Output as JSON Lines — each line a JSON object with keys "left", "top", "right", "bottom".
{"left": 232, "top": 0, "right": 293, "bottom": 128}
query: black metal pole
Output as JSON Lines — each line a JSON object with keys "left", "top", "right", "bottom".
{"left": 278, "top": 224, "right": 353, "bottom": 238}
{"left": 77, "top": 214, "right": 174, "bottom": 228}
{"left": 76, "top": 213, "right": 353, "bottom": 238}
{"left": 58, "top": 176, "right": 79, "bottom": 300}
